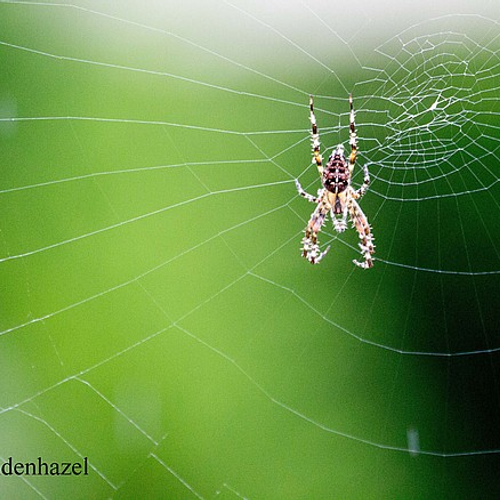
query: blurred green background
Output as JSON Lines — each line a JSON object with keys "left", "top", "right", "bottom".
{"left": 1, "top": 1, "right": 500, "bottom": 498}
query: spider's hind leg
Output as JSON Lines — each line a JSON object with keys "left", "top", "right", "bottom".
{"left": 309, "top": 95, "right": 324, "bottom": 177}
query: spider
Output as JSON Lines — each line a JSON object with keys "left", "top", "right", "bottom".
{"left": 295, "top": 94, "right": 375, "bottom": 268}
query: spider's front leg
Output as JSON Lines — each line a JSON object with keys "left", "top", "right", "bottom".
{"left": 348, "top": 197, "right": 375, "bottom": 269}
{"left": 301, "top": 201, "right": 331, "bottom": 264}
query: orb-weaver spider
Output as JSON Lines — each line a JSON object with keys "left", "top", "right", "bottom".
{"left": 295, "top": 95, "right": 375, "bottom": 268}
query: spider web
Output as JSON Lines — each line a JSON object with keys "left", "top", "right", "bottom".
{"left": 1, "top": 0, "right": 500, "bottom": 498}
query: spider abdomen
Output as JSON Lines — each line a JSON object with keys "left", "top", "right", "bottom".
{"left": 323, "top": 155, "right": 349, "bottom": 194}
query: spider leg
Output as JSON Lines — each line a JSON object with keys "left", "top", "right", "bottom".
{"left": 295, "top": 179, "right": 321, "bottom": 203}
{"left": 348, "top": 93, "right": 357, "bottom": 175}
{"left": 354, "top": 164, "right": 371, "bottom": 199}
{"left": 309, "top": 95, "right": 323, "bottom": 177}
{"left": 301, "top": 201, "right": 330, "bottom": 264}
{"left": 348, "top": 197, "right": 375, "bottom": 269}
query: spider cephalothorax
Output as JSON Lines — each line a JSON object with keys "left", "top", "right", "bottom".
{"left": 295, "top": 94, "right": 375, "bottom": 268}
